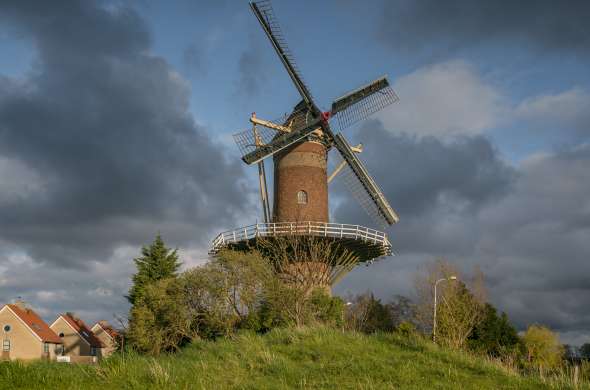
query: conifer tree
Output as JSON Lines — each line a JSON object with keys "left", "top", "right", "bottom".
{"left": 127, "top": 234, "right": 181, "bottom": 305}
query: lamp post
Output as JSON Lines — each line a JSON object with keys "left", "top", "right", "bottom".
{"left": 433, "top": 275, "right": 457, "bottom": 343}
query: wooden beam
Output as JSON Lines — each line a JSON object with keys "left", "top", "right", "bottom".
{"left": 250, "top": 113, "right": 291, "bottom": 133}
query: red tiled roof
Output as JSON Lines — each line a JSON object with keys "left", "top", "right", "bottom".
{"left": 6, "top": 304, "right": 62, "bottom": 344}
{"left": 94, "top": 320, "right": 119, "bottom": 340}
{"left": 60, "top": 313, "right": 105, "bottom": 348}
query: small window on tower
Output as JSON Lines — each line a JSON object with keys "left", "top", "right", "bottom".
{"left": 297, "top": 190, "right": 308, "bottom": 204}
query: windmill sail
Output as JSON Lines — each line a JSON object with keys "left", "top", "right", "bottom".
{"left": 331, "top": 76, "right": 399, "bottom": 131}
{"left": 250, "top": 1, "right": 316, "bottom": 109}
{"left": 332, "top": 133, "right": 399, "bottom": 227}
{"left": 234, "top": 108, "right": 320, "bottom": 165}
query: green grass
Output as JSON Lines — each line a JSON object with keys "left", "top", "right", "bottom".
{"left": 0, "top": 328, "right": 584, "bottom": 389}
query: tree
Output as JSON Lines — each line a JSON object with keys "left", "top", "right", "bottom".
{"left": 414, "top": 259, "right": 486, "bottom": 349}
{"left": 254, "top": 235, "right": 355, "bottom": 327}
{"left": 468, "top": 303, "right": 520, "bottom": 357}
{"left": 127, "top": 234, "right": 181, "bottom": 305}
{"left": 344, "top": 293, "right": 393, "bottom": 333}
{"left": 127, "top": 278, "right": 195, "bottom": 355}
{"left": 180, "top": 248, "right": 344, "bottom": 334}
{"left": 522, "top": 324, "right": 564, "bottom": 373}
{"left": 580, "top": 343, "right": 590, "bottom": 359}
{"left": 387, "top": 295, "right": 416, "bottom": 328}
{"left": 181, "top": 249, "right": 276, "bottom": 337}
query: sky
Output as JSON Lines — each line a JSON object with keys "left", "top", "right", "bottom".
{"left": 0, "top": 0, "right": 588, "bottom": 345}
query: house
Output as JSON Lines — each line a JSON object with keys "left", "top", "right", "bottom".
{"left": 0, "top": 302, "right": 63, "bottom": 361}
{"left": 91, "top": 320, "right": 119, "bottom": 357}
{"left": 50, "top": 312, "right": 104, "bottom": 362}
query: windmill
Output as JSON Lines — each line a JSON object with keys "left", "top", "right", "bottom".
{"left": 210, "top": 0, "right": 399, "bottom": 289}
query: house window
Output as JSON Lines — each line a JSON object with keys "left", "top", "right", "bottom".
{"left": 3, "top": 340, "right": 10, "bottom": 352}
{"left": 43, "top": 343, "right": 49, "bottom": 354}
{"left": 59, "top": 332, "right": 64, "bottom": 338}
{"left": 91, "top": 347, "right": 97, "bottom": 356}
{"left": 297, "top": 190, "right": 308, "bottom": 204}
{"left": 3, "top": 325, "right": 10, "bottom": 333}
{"left": 56, "top": 345, "right": 64, "bottom": 355}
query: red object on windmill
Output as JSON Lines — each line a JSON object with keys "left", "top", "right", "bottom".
{"left": 211, "top": 1, "right": 400, "bottom": 290}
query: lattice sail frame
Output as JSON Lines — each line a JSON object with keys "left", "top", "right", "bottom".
{"left": 331, "top": 133, "right": 399, "bottom": 228}
{"left": 331, "top": 77, "right": 399, "bottom": 131}
{"left": 251, "top": 0, "right": 314, "bottom": 106}
{"left": 233, "top": 107, "right": 319, "bottom": 165}
{"left": 237, "top": 1, "right": 401, "bottom": 229}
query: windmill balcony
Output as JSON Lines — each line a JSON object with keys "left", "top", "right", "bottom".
{"left": 210, "top": 222, "right": 393, "bottom": 263}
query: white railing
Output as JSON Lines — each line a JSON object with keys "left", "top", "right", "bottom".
{"left": 210, "top": 221, "right": 391, "bottom": 254}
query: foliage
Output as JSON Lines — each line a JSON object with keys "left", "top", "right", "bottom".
{"left": 127, "top": 234, "right": 181, "bottom": 305}
{"left": 388, "top": 295, "right": 416, "bottom": 328}
{"left": 0, "top": 328, "right": 563, "bottom": 390}
{"left": 308, "top": 290, "right": 345, "bottom": 327}
{"left": 581, "top": 343, "right": 590, "bottom": 359}
{"left": 255, "top": 282, "right": 344, "bottom": 329}
{"left": 179, "top": 249, "right": 345, "bottom": 336}
{"left": 414, "top": 259, "right": 486, "bottom": 349}
{"left": 181, "top": 249, "right": 275, "bottom": 338}
{"left": 468, "top": 303, "right": 520, "bottom": 357}
{"left": 522, "top": 324, "right": 564, "bottom": 372}
{"left": 126, "top": 278, "right": 195, "bottom": 355}
{"left": 396, "top": 321, "right": 418, "bottom": 338}
{"left": 344, "top": 292, "right": 394, "bottom": 333}
{"left": 255, "top": 234, "right": 359, "bottom": 293}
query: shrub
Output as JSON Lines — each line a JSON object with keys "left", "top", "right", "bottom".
{"left": 127, "top": 278, "right": 195, "bottom": 355}
{"left": 396, "top": 321, "right": 417, "bottom": 338}
{"left": 522, "top": 324, "right": 564, "bottom": 373}
{"left": 344, "top": 293, "right": 394, "bottom": 333}
{"left": 468, "top": 303, "right": 520, "bottom": 358}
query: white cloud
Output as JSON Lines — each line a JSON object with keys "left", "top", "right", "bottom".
{"left": 515, "top": 87, "right": 590, "bottom": 137}
{"left": 516, "top": 87, "right": 590, "bottom": 123}
{"left": 378, "top": 60, "right": 505, "bottom": 137}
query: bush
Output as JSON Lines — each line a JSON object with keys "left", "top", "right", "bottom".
{"left": 181, "top": 249, "right": 275, "bottom": 338}
{"left": 127, "top": 278, "right": 195, "bottom": 355}
{"left": 344, "top": 293, "right": 394, "bottom": 333}
{"left": 468, "top": 303, "right": 520, "bottom": 358}
{"left": 522, "top": 324, "right": 564, "bottom": 373}
{"left": 396, "top": 321, "right": 417, "bottom": 338}
{"left": 180, "top": 249, "right": 346, "bottom": 337}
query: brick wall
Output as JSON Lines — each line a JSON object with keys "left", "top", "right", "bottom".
{"left": 273, "top": 141, "right": 328, "bottom": 223}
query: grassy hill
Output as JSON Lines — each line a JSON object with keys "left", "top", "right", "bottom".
{"left": 0, "top": 327, "right": 582, "bottom": 389}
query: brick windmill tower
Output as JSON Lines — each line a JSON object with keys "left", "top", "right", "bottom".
{"left": 211, "top": 1, "right": 400, "bottom": 290}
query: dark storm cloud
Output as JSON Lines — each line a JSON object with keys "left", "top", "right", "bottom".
{"left": 333, "top": 122, "right": 590, "bottom": 341}
{"left": 333, "top": 121, "right": 515, "bottom": 254}
{"left": 480, "top": 145, "right": 590, "bottom": 321}
{"left": 379, "top": 0, "right": 590, "bottom": 58}
{"left": 0, "top": 1, "right": 248, "bottom": 266}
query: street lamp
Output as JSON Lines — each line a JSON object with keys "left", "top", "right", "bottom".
{"left": 433, "top": 275, "right": 457, "bottom": 343}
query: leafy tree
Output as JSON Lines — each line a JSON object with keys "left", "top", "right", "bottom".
{"left": 387, "top": 295, "right": 415, "bottom": 328}
{"left": 414, "top": 259, "right": 486, "bottom": 349}
{"left": 127, "top": 278, "right": 194, "bottom": 355}
{"left": 127, "top": 234, "right": 181, "bottom": 305}
{"left": 468, "top": 303, "right": 520, "bottom": 357}
{"left": 345, "top": 293, "right": 393, "bottom": 333}
{"left": 580, "top": 343, "right": 590, "bottom": 359}
{"left": 181, "top": 249, "right": 275, "bottom": 338}
{"left": 522, "top": 324, "right": 564, "bottom": 373}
